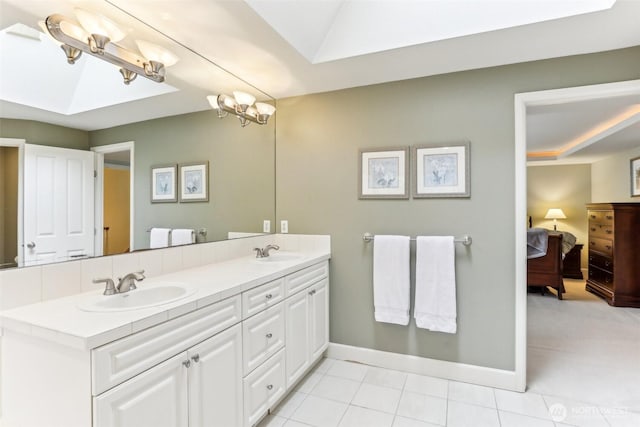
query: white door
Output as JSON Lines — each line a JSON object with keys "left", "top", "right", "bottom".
{"left": 188, "top": 324, "right": 243, "bottom": 427}
{"left": 310, "top": 279, "right": 329, "bottom": 360}
{"left": 93, "top": 352, "right": 189, "bottom": 427}
{"left": 285, "top": 289, "right": 310, "bottom": 388}
{"left": 23, "top": 144, "right": 94, "bottom": 265}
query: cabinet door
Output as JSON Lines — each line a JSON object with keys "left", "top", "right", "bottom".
{"left": 93, "top": 352, "right": 188, "bottom": 427}
{"left": 285, "top": 289, "right": 310, "bottom": 388}
{"left": 309, "top": 279, "right": 329, "bottom": 360}
{"left": 188, "top": 324, "right": 243, "bottom": 427}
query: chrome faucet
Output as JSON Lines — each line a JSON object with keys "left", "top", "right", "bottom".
{"left": 93, "top": 277, "right": 117, "bottom": 296}
{"left": 253, "top": 244, "right": 280, "bottom": 258}
{"left": 116, "top": 270, "right": 145, "bottom": 293}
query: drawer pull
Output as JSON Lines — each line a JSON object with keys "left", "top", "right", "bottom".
{"left": 266, "top": 384, "right": 273, "bottom": 390}
{"left": 191, "top": 354, "right": 200, "bottom": 363}
{"left": 590, "top": 215, "right": 596, "bottom": 219}
{"left": 266, "top": 333, "right": 273, "bottom": 339}
{"left": 606, "top": 230, "right": 612, "bottom": 234}
{"left": 182, "top": 360, "right": 191, "bottom": 368}
{"left": 606, "top": 245, "right": 612, "bottom": 250}
{"left": 265, "top": 294, "right": 273, "bottom": 299}
{"left": 606, "top": 215, "right": 613, "bottom": 220}
{"left": 308, "top": 289, "right": 316, "bottom": 296}
{"left": 590, "top": 228, "right": 596, "bottom": 232}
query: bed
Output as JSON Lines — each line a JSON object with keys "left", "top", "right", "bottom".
{"left": 527, "top": 232, "right": 566, "bottom": 300}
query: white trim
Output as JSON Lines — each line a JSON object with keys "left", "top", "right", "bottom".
{"left": 0, "top": 138, "right": 25, "bottom": 267}
{"left": 91, "top": 141, "right": 135, "bottom": 252}
{"left": 514, "top": 79, "right": 640, "bottom": 394}
{"left": 327, "top": 343, "right": 519, "bottom": 391}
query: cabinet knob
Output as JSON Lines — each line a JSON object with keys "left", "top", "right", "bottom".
{"left": 191, "top": 354, "right": 200, "bottom": 363}
{"left": 308, "top": 289, "right": 316, "bottom": 296}
{"left": 606, "top": 215, "right": 613, "bottom": 220}
{"left": 182, "top": 360, "right": 191, "bottom": 368}
{"left": 265, "top": 294, "right": 273, "bottom": 299}
{"left": 605, "top": 245, "right": 612, "bottom": 250}
{"left": 590, "top": 228, "right": 596, "bottom": 232}
{"left": 266, "top": 333, "right": 273, "bottom": 339}
{"left": 606, "top": 230, "right": 612, "bottom": 234}
{"left": 266, "top": 384, "right": 273, "bottom": 390}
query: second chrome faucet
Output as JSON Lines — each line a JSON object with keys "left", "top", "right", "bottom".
{"left": 93, "top": 270, "right": 145, "bottom": 295}
{"left": 253, "top": 244, "right": 280, "bottom": 258}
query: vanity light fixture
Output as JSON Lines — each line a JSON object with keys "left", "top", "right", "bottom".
{"left": 41, "top": 9, "right": 178, "bottom": 85}
{"left": 207, "top": 92, "right": 276, "bottom": 127}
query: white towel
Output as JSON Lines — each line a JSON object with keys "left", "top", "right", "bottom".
{"left": 415, "top": 236, "right": 457, "bottom": 333}
{"left": 149, "top": 228, "right": 171, "bottom": 249}
{"left": 171, "top": 229, "right": 195, "bottom": 246}
{"left": 373, "top": 235, "right": 410, "bottom": 325}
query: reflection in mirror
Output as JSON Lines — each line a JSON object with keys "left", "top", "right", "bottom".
{"left": 0, "top": 0, "right": 276, "bottom": 269}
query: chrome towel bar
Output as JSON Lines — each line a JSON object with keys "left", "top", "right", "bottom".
{"left": 362, "top": 232, "right": 472, "bottom": 246}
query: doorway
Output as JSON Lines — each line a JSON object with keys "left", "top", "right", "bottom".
{"left": 92, "top": 142, "right": 135, "bottom": 256}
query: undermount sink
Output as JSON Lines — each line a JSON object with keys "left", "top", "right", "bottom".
{"left": 78, "top": 282, "right": 197, "bottom": 312}
{"left": 253, "top": 252, "right": 303, "bottom": 263}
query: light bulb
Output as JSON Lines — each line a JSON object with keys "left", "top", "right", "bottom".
{"left": 75, "top": 8, "right": 125, "bottom": 42}
{"left": 135, "top": 40, "right": 178, "bottom": 67}
{"left": 255, "top": 102, "right": 276, "bottom": 116}
{"left": 207, "top": 95, "right": 220, "bottom": 109}
{"left": 233, "top": 91, "right": 255, "bottom": 107}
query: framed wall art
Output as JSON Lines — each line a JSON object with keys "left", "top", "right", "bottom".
{"left": 631, "top": 156, "right": 640, "bottom": 197}
{"left": 358, "top": 147, "right": 409, "bottom": 199}
{"left": 179, "top": 161, "right": 209, "bottom": 202}
{"left": 413, "top": 141, "right": 470, "bottom": 198}
{"left": 151, "top": 164, "right": 177, "bottom": 203}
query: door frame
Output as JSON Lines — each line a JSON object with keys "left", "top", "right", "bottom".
{"left": 92, "top": 141, "right": 135, "bottom": 255}
{"left": 513, "top": 78, "right": 640, "bottom": 391}
{"left": 0, "top": 138, "right": 25, "bottom": 267}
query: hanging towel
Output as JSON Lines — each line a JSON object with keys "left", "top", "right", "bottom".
{"left": 171, "top": 229, "right": 195, "bottom": 246}
{"left": 373, "top": 235, "right": 410, "bottom": 325}
{"left": 415, "top": 236, "right": 457, "bottom": 333}
{"left": 149, "top": 228, "right": 171, "bottom": 249}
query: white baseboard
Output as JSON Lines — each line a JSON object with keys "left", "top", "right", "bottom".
{"left": 327, "top": 343, "right": 523, "bottom": 392}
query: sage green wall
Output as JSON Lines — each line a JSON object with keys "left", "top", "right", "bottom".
{"left": 591, "top": 145, "right": 640, "bottom": 202}
{"left": 0, "top": 147, "right": 19, "bottom": 267}
{"left": 275, "top": 46, "right": 640, "bottom": 370}
{"left": 0, "top": 119, "right": 89, "bottom": 150}
{"left": 528, "top": 164, "right": 591, "bottom": 268}
{"left": 90, "top": 110, "right": 275, "bottom": 249}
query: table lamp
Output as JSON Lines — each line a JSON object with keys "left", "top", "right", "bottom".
{"left": 545, "top": 208, "right": 566, "bottom": 231}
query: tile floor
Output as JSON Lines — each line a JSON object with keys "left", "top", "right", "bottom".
{"left": 259, "top": 280, "right": 640, "bottom": 427}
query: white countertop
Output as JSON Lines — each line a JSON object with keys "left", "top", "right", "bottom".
{"left": 0, "top": 250, "right": 330, "bottom": 351}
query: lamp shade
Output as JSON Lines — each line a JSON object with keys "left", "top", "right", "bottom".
{"left": 74, "top": 8, "right": 125, "bottom": 42}
{"left": 255, "top": 102, "right": 276, "bottom": 116}
{"left": 135, "top": 40, "right": 179, "bottom": 67}
{"left": 544, "top": 208, "right": 567, "bottom": 220}
{"left": 233, "top": 91, "right": 255, "bottom": 106}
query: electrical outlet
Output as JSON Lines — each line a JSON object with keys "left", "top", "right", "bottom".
{"left": 263, "top": 220, "right": 271, "bottom": 233}
{"left": 281, "top": 220, "right": 289, "bottom": 234}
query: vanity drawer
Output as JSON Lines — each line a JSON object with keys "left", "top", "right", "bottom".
{"left": 92, "top": 295, "right": 241, "bottom": 395}
{"left": 243, "top": 349, "right": 286, "bottom": 427}
{"left": 588, "top": 237, "right": 613, "bottom": 256}
{"left": 589, "top": 223, "right": 614, "bottom": 239}
{"left": 242, "top": 302, "right": 285, "bottom": 376}
{"left": 242, "top": 278, "right": 284, "bottom": 319}
{"left": 285, "top": 261, "right": 328, "bottom": 296}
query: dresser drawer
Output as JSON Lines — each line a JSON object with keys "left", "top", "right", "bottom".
{"left": 242, "top": 278, "right": 284, "bottom": 319}
{"left": 588, "top": 210, "right": 614, "bottom": 225}
{"left": 588, "top": 252, "right": 614, "bottom": 272}
{"left": 589, "top": 223, "right": 614, "bottom": 239}
{"left": 285, "top": 261, "right": 328, "bottom": 296}
{"left": 92, "top": 295, "right": 241, "bottom": 395}
{"left": 242, "top": 302, "right": 285, "bottom": 375}
{"left": 588, "top": 266, "right": 614, "bottom": 288}
{"left": 588, "top": 237, "right": 613, "bottom": 256}
{"left": 243, "top": 349, "right": 286, "bottom": 427}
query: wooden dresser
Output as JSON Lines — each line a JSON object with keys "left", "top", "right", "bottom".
{"left": 586, "top": 203, "right": 640, "bottom": 307}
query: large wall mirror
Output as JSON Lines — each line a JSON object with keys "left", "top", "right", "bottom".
{"left": 0, "top": 0, "right": 276, "bottom": 269}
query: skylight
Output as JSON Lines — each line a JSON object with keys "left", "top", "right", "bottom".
{"left": 246, "top": 0, "right": 617, "bottom": 64}
{"left": 0, "top": 23, "right": 177, "bottom": 115}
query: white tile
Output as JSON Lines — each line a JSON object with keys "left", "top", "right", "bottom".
{"left": 161, "top": 247, "right": 183, "bottom": 274}
{"left": 602, "top": 409, "right": 640, "bottom": 427}
{"left": 80, "top": 256, "right": 113, "bottom": 292}
{"left": 391, "top": 416, "right": 441, "bottom": 427}
{"left": 41, "top": 261, "right": 82, "bottom": 301}
{"left": 313, "top": 357, "right": 336, "bottom": 374}
{"left": 200, "top": 242, "right": 220, "bottom": 265}
{"left": 500, "top": 411, "right": 555, "bottom": 427}
{"left": 257, "top": 414, "right": 287, "bottom": 427}
{"left": 447, "top": 400, "right": 500, "bottom": 427}
{"left": 290, "top": 395, "right": 348, "bottom": 427}
{"left": 131, "top": 311, "right": 169, "bottom": 333}
{"left": 167, "top": 301, "right": 197, "bottom": 319}
{"left": 363, "top": 366, "right": 407, "bottom": 390}
{"left": 542, "top": 395, "right": 609, "bottom": 427}
{"left": 0, "top": 266, "right": 42, "bottom": 310}
{"left": 338, "top": 405, "right": 394, "bottom": 427}
{"left": 396, "top": 391, "right": 447, "bottom": 426}
{"left": 310, "top": 375, "right": 361, "bottom": 403}
{"left": 181, "top": 244, "right": 203, "bottom": 269}
{"left": 284, "top": 421, "right": 313, "bottom": 427}
{"left": 403, "top": 374, "right": 447, "bottom": 398}
{"left": 273, "top": 391, "right": 307, "bottom": 418}
{"left": 296, "top": 372, "right": 324, "bottom": 394}
{"left": 448, "top": 381, "right": 496, "bottom": 408}
{"left": 326, "top": 360, "right": 368, "bottom": 382}
{"left": 112, "top": 252, "right": 140, "bottom": 280}
{"left": 351, "top": 383, "right": 402, "bottom": 414}
{"left": 495, "top": 389, "right": 550, "bottom": 420}
{"left": 137, "top": 250, "right": 163, "bottom": 278}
